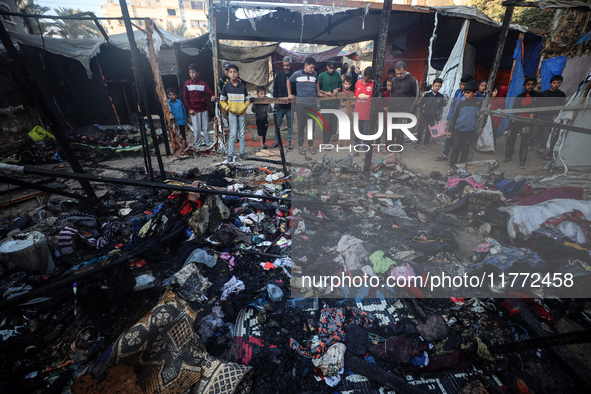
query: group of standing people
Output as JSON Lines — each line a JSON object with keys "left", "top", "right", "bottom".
{"left": 165, "top": 56, "right": 566, "bottom": 169}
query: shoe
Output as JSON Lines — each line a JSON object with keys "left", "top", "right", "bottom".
{"left": 422, "top": 147, "right": 427, "bottom": 153}
{"left": 413, "top": 145, "right": 420, "bottom": 151}
{"left": 261, "top": 145, "right": 268, "bottom": 149}
{"left": 270, "top": 142, "right": 279, "bottom": 148}
{"left": 239, "top": 153, "right": 248, "bottom": 160}
{"left": 519, "top": 162, "right": 526, "bottom": 169}
{"left": 299, "top": 147, "right": 306, "bottom": 155}
{"left": 287, "top": 145, "right": 293, "bottom": 151}
{"left": 309, "top": 147, "right": 317, "bottom": 155}
{"left": 330, "top": 134, "right": 338, "bottom": 141}
{"left": 502, "top": 158, "right": 512, "bottom": 164}
{"left": 222, "top": 156, "right": 232, "bottom": 164}
{"left": 435, "top": 155, "right": 447, "bottom": 161}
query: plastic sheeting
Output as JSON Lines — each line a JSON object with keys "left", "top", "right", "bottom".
{"left": 541, "top": 56, "right": 567, "bottom": 92}
{"left": 498, "top": 199, "right": 591, "bottom": 243}
{"left": 476, "top": 116, "right": 495, "bottom": 152}
{"left": 7, "top": 29, "right": 185, "bottom": 78}
{"left": 438, "top": 20, "right": 468, "bottom": 122}
{"left": 550, "top": 67, "right": 591, "bottom": 169}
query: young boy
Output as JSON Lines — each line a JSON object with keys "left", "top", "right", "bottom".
{"left": 449, "top": 81, "right": 481, "bottom": 166}
{"left": 183, "top": 64, "right": 216, "bottom": 147}
{"left": 287, "top": 56, "right": 319, "bottom": 155}
{"left": 414, "top": 78, "right": 445, "bottom": 152}
{"left": 253, "top": 86, "right": 270, "bottom": 149}
{"left": 167, "top": 87, "right": 187, "bottom": 140}
{"left": 540, "top": 75, "right": 566, "bottom": 156}
{"left": 382, "top": 68, "right": 395, "bottom": 90}
{"left": 354, "top": 67, "right": 374, "bottom": 148}
{"left": 436, "top": 73, "right": 473, "bottom": 161}
{"left": 220, "top": 64, "right": 250, "bottom": 163}
{"left": 504, "top": 77, "right": 543, "bottom": 168}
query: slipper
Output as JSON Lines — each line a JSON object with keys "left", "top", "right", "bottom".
{"left": 435, "top": 156, "right": 447, "bottom": 161}
{"left": 299, "top": 147, "right": 306, "bottom": 155}
{"left": 309, "top": 147, "right": 317, "bottom": 155}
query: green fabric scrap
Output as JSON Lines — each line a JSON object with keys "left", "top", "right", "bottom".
{"left": 28, "top": 126, "right": 55, "bottom": 142}
{"left": 369, "top": 250, "right": 397, "bottom": 274}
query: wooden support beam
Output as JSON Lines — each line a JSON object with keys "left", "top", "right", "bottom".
{"left": 145, "top": 19, "right": 187, "bottom": 155}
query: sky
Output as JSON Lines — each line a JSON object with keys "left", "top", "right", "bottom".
{"left": 36, "top": 0, "right": 104, "bottom": 16}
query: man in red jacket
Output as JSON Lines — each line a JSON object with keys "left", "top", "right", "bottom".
{"left": 183, "top": 63, "right": 216, "bottom": 147}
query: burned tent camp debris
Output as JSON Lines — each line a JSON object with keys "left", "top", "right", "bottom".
{"left": 1, "top": 0, "right": 591, "bottom": 393}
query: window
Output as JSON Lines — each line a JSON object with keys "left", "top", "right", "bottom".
{"left": 138, "top": 20, "right": 144, "bottom": 26}
{"left": 198, "top": 21, "right": 207, "bottom": 28}
{"left": 167, "top": 8, "right": 176, "bottom": 16}
{"left": 190, "top": 20, "right": 198, "bottom": 28}
{"left": 118, "top": 19, "right": 124, "bottom": 25}
{"left": 191, "top": 1, "right": 203, "bottom": 10}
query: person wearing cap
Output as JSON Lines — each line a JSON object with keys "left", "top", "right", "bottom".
{"left": 218, "top": 62, "right": 231, "bottom": 93}
{"left": 448, "top": 80, "right": 482, "bottom": 166}
{"left": 271, "top": 55, "right": 294, "bottom": 149}
{"left": 317, "top": 59, "right": 342, "bottom": 143}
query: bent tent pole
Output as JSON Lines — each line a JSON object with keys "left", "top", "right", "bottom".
{"left": 0, "top": 175, "right": 86, "bottom": 201}
{"left": 0, "top": 163, "right": 287, "bottom": 202}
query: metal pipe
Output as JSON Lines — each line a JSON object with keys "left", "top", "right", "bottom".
{"left": 0, "top": 163, "right": 288, "bottom": 201}
{"left": 363, "top": 0, "right": 392, "bottom": 174}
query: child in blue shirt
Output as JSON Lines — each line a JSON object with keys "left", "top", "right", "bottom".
{"left": 167, "top": 87, "right": 187, "bottom": 140}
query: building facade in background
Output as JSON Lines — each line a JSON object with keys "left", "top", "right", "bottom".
{"left": 101, "top": 0, "right": 208, "bottom": 36}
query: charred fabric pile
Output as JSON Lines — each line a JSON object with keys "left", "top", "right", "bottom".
{"left": 1, "top": 153, "right": 591, "bottom": 393}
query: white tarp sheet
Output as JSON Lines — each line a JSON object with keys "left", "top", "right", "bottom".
{"left": 498, "top": 199, "right": 591, "bottom": 243}
{"left": 552, "top": 67, "right": 591, "bottom": 169}
{"left": 439, "top": 19, "right": 468, "bottom": 120}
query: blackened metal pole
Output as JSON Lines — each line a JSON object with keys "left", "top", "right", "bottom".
{"left": 468, "top": 0, "right": 517, "bottom": 161}
{"left": 0, "top": 163, "right": 287, "bottom": 201}
{"left": 363, "top": 0, "right": 392, "bottom": 174}
{"left": 0, "top": 20, "right": 97, "bottom": 200}
{"left": 118, "top": 0, "right": 162, "bottom": 181}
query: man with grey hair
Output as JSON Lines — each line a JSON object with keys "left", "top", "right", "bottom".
{"left": 271, "top": 55, "right": 294, "bottom": 149}
{"left": 388, "top": 60, "right": 419, "bottom": 147}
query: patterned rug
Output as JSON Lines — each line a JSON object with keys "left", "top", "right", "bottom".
{"left": 77, "top": 289, "right": 252, "bottom": 394}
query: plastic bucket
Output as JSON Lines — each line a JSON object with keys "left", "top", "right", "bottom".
{"left": 0, "top": 231, "right": 55, "bottom": 274}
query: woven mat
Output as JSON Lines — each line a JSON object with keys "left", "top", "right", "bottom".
{"left": 78, "top": 289, "right": 252, "bottom": 394}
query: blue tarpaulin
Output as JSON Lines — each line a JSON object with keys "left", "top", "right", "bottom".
{"left": 541, "top": 56, "right": 567, "bottom": 92}
{"left": 523, "top": 39, "right": 542, "bottom": 78}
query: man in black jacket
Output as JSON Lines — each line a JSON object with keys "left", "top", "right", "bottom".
{"left": 389, "top": 60, "right": 419, "bottom": 147}
{"left": 272, "top": 56, "right": 294, "bottom": 149}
